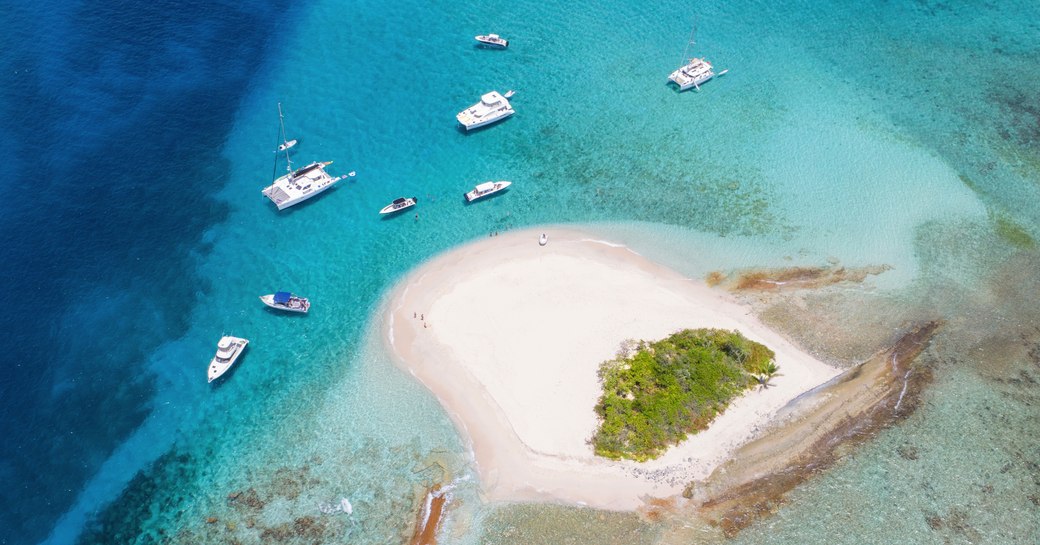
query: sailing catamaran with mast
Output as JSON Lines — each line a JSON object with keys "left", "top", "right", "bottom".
{"left": 668, "top": 20, "right": 727, "bottom": 92}
{"left": 261, "top": 103, "right": 355, "bottom": 210}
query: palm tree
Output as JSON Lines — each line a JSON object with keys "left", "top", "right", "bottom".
{"left": 755, "top": 361, "right": 781, "bottom": 390}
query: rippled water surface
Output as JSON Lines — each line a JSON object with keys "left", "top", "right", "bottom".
{"left": 2, "top": 0, "right": 1038, "bottom": 543}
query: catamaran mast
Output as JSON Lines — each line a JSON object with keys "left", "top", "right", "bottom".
{"left": 277, "top": 102, "right": 294, "bottom": 180}
{"left": 679, "top": 17, "right": 698, "bottom": 66}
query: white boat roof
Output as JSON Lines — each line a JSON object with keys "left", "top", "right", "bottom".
{"left": 475, "top": 182, "right": 496, "bottom": 192}
{"left": 481, "top": 92, "right": 503, "bottom": 105}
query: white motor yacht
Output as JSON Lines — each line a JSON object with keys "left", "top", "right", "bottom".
{"left": 475, "top": 33, "right": 509, "bottom": 48}
{"left": 207, "top": 336, "right": 249, "bottom": 383}
{"left": 456, "top": 91, "right": 515, "bottom": 131}
{"left": 465, "top": 180, "right": 511, "bottom": 202}
{"left": 379, "top": 196, "right": 418, "bottom": 215}
{"left": 259, "top": 292, "right": 310, "bottom": 313}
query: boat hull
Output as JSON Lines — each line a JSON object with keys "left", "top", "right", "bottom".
{"left": 465, "top": 181, "right": 512, "bottom": 202}
{"left": 457, "top": 110, "right": 514, "bottom": 131}
{"left": 259, "top": 294, "right": 310, "bottom": 313}
{"left": 379, "top": 197, "right": 418, "bottom": 215}
{"left": 208, "top": 337, "right": 249, "bottom": 383}
{"left": 475, "top": 35, "right": 508, "bottom": 48}
{"left": 672, "top": 76, "right": 713, "bottom": 91}
{"left": 273, "top": 181, "right": 336, "bottom": 210}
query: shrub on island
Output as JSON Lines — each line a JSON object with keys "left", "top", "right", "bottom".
{"left": 592, "top": 328, "right": 776, "bottom": 462}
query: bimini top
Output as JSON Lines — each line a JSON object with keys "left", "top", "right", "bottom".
{"left": 481, "top": 92, "right": 504, "bottom": 106}
{"left": 274, "top": 291, "right": 292, "bottom": 304}
{"left": 474, "top": 182, "right": 496, "bottom": 193}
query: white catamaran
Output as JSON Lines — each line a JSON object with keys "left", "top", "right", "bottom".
{"left": 668, "top": 22, "right": 727, "bottom": 92}
{"left": 262, "top": 104, "right": 354, "bottom": 210}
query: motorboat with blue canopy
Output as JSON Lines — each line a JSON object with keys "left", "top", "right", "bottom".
{"left": 260, "top": 291, "right": 311, "bottom": 313}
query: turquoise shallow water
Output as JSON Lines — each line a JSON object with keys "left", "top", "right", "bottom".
{"left": 11, "top": 0, "right": 1040, "bottom": 543}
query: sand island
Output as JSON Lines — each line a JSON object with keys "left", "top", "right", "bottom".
{"left": 383, "top": 228, "right": 842, "bottom": 511}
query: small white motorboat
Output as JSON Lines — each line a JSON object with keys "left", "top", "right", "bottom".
{"left": 277, "top": 138, "right": 298, "bottom": 152}
{"left": 539, "top": 233, "right": 548, "bottom": 246}
{"left": 465, "top": 180, "right": 511, "bottom": 202}
{"left": 207, "top": 336, "right": 249, "bottom": 383}
{"left": 475, "top": 33, "right": 509, "bottom": 48}
{"left": 260, "top": 292, "right": 310, "bottom": 313}
{"left": 379, "top": 196, "right": 418, "bottom": 215}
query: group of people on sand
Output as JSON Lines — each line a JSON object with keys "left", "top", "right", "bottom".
{"left": 413, "top": 312, "right": 429, "bottom": 328}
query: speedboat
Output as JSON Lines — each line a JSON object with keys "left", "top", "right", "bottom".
{"left": 207, "top": 336, "right": 249, "bottom": 383}
{"left": 465, "top": 181, "right": 511, "bottom": 202}
{"left": 259, "top": 291, "right": 310, "bottom": 313}
{"left": 262, "top": 162, "right": 355, "bottom": 210}
{"left": 475, "top": 33, "right": 509, "bottom": 48}
{"left": 668, "top": 57, "right": 725, "bottom": 91}
{"left": 456, "top": 91, "right": 515, "bottom": 131}
{"left": 379, "top": 196, "right": 418, "bottom": 215}
{"left": 276, "top": 139, "right": 298, "bottom": 152}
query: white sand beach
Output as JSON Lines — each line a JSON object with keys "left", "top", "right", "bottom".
{"left": 383, "top": 228, "right": 841, "bottom": 511}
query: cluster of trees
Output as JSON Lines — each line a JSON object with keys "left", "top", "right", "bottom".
{"left": 592, "top": 328, "right": 777, "bottom": 461}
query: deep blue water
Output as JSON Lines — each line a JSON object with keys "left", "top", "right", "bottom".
{"left": 0, "top": 1, "right": 288, "bottom": 542}
{"left": 2, "top": 0, "right": 1039, "bottom": 544}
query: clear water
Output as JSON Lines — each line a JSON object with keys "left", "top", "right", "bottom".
{"left": 2, "top": 0, "right": 1038, "bottom": 544}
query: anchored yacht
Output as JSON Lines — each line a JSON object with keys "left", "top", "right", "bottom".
{"left": 379, "top": 196, "right": 418, "bottom": 215}
{"left": 668, "top": 21, "right": 727, "bottom": 91}
{"left": 457, "top": 90, "right": 515, "bottom": 131}
{"left": 207, "top": 336, "right": 249, "bottom": 383}
{"left": 262, "top": 161, "right": 354, "bottom": 210}
{"left": 475, "top": 33, "right": 508, "bottom": 48}
{"left": 465, "top": 180, "right": 511, "bottom": 202}
{"left": 669, "top": 57, "right": 726, "bottom": 91}
{"left": 260, "top": 291, "right": 310, "bottom": 313}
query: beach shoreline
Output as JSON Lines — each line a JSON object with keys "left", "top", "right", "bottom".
{"left": 381, "top": 227, "right": 842, "bottom": 510}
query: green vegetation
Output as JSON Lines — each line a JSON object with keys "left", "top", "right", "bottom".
{"left": 592, "top": 329, "right": 776, "bottom": 462}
